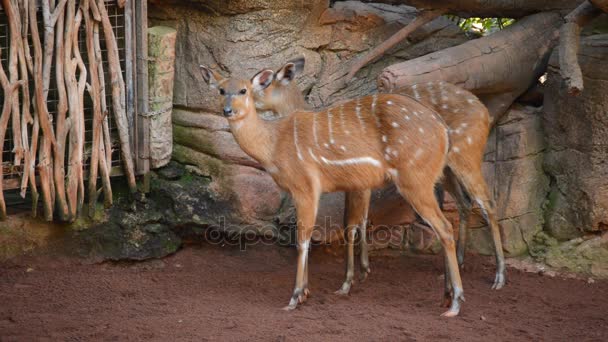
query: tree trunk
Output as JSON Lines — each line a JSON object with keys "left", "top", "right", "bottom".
{"left": 377, "top": 12, "right": 563, "bottom": 124}
{"left": 356, "top": 0, "right": 582, "bottom": 18}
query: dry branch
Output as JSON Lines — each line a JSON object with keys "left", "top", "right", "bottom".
{"left": 41, "top": 0, "right": 70, "bottom": 220}
{"left": 83, "top": 0, "right": 111, "bottom": 215}
{"left": 558, "top": 0, "right": 604, "bottom": 95}
{"left": 0, "top": 49, "right": 23, "bottom": 219}
{"left": 64, "top": 0, "right": 86, "bottom": 218}
{"left": 28, "top": 0, "right": 57, "bottom": 220}
{"left": 97, "top": 0, "right": 137, "bottom": 194}
{"left": 18, "top": 0, "right": 34, "bottom": 198}
{"left": 346, "top": 8, "right": 445, "bottom": 83}
{"left": 3, "top": 0, "right": 24, "bottom": 167}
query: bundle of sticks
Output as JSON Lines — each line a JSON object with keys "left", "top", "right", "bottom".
{"left": 0, "top": 0, "right": 135, "bottom": 221}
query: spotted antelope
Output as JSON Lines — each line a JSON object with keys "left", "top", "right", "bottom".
{"left": 253, "top": 58, "right": 506, "bottom": 302}
{"left": 200, "top": 65, "right": 465, "bottom": 316}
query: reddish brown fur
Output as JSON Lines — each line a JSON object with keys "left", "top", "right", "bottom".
{"left": 253, "top": 62, "right": 505, "bottom": 293}
{"left": 200, "top": 65, "right": 465, "bottom": 316}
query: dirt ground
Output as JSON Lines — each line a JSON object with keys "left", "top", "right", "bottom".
{"left": 1, "top": 243, "right": 607, "bottom": 341}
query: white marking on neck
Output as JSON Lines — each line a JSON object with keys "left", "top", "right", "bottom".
{"left": 320, "top": 156, "right": 382, "bottom": 168}
{"left": 327, "top": 108, "right": 335, "bottom": 144}
{"left": 388, "top": 168, "right": 398, "bottom": 178}
{"left": 293, "top": 117, "right": 304, "bottom": 161}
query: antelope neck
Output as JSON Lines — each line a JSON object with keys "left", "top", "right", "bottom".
{"left": 228, "top": 105, "right": 277, "bottom": 166}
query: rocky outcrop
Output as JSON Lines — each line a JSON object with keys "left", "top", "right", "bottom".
{"left": 465, "top": 105, "right": 550, "bottom": 257}
{"left": 543, "top": 34, "right": 608, "bottom": 240}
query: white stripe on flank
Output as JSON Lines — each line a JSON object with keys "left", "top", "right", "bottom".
{"left": 355, "top": 98, "right": 366, "bottom": 133}
{"left": 308, "top": 148, "right": 319, "bottom": 163}
{"left": 293, "top": 117, "right": 304, "bottom": 161}
{"left": 327, "top": 108, "right": 335, "bottom": 144}
{"left": 320, "top": 156, "right": 382, "bottom": 168}
{"left": 371, "top": 95, "right": 381, "bottom": 128}
{"left": 339, "top": 104, "right": 350, "bottom": 135}
{"left": 312, "top": 112, "right": 320, "bottom": 147}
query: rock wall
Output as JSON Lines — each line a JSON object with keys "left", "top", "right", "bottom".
{"left": 148, "top": 0, "right": 468, "bottom": 237}
{"left": 543, "top": 35, "right": 608, "bottom": 240}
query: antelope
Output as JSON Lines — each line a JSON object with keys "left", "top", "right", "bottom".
{"left": 200, "top": 65, "right": 466, "bottom": 316}
{"left": 253, "top": 58, "right": 506, "bottom": 299}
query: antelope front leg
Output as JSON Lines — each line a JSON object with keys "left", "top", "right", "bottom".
{"left": 284, "top": 192, "right": 318, "bottom": 311}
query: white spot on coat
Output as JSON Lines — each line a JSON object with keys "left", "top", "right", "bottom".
{"left": 391, "top": 122, "right": 399, "bottom": 128}
{"left": 467, "top": 136, "right": 473, "bottom": 145}
{"left": 418, "top": 127, "right": 424, "bottom": 133}
{"left": 382, "top": 135, "right": 387, "bottom": 143}
{"left": 453, "top": 146, "right": 460, "bottom": 153}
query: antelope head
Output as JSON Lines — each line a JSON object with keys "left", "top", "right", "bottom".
{"left": 200, "top": 65, "right": 275, "bottom": 121}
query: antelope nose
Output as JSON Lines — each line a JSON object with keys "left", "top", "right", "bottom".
{"left": 223, "top": 106, "right": 233, "bottom": 117}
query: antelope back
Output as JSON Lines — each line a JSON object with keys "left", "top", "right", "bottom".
{"left": 396, "top": 81, "right": 490, "bottom": 163}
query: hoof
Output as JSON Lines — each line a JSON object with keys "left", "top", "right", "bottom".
{"left": 359, "top": 268, "right": 370, "bottom": 282}
{"left": 440, "top": 290, "right": 464, "bottom": 317}
{"left": 283, "top": 288, "right": 309, "bottom": 310}
{"left": 335, "top": 282, "right": 352, "bottom": 296}
{"left": 492, "top": 272, "right": 506, "bottom": 290}
{"left": 440, "top": 308, "right": 460, "bottom": 317}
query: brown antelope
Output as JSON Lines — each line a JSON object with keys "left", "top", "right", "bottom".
{"left": 200, "top": 65, "right": 465, "bottom": 316}
{"left": 253, "top": 58, "right": 506, "bottom": 298}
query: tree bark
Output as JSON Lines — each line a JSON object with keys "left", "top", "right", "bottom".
{"left": 0, "top": 57, "right": 23, "bottom": 220}
{"left": 378, "top": 12, "right": 563, "bottom": 125}
{"left": 558, "top": 0, "right": 605, "bottom": 95}
{"left": 356, "top": 0, "right": 582, "bottom": 18}
{"left": 345, "top": 8, "right": 446, "bottom": 83}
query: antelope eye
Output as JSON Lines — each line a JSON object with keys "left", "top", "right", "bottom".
{"left": 239, "top": 88, "right": 247, "bottom": 95}
{"left": 219, "top": 88, "right": 225, "bottom": 95}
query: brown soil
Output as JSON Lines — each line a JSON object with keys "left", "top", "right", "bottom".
{"left": 1, "top": 244, "right": 607, "bottom": 341}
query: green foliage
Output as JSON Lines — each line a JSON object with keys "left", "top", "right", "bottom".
{"left": 446, "top": 16, "right": 515, "bottom": 36}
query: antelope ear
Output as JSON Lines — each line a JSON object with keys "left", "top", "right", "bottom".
{"left": 251, "top": 69, "right": 274, "bottom": 91}
{"left": 200, "top": 65, "right": 225, "bottom": 89}
{"left": 276, "top": 57, "right": 305, "bottom": 85}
